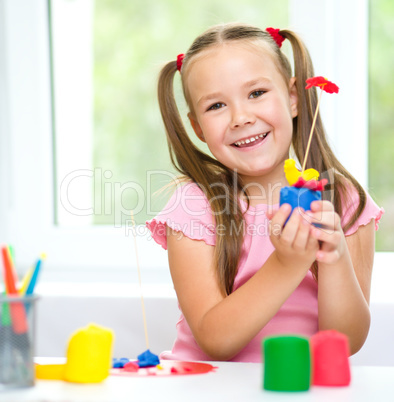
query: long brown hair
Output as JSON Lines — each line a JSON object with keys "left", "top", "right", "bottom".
{"left": 157, "top": 23, "right": 366, "bottom": 295}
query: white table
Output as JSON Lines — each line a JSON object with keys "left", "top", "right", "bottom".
{"left": 0, "top": 361, "right": 393, "bottom": 402}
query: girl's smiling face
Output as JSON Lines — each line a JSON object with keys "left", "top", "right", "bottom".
{"left": 185, "top": 42, "right": 298, "bottom": 186}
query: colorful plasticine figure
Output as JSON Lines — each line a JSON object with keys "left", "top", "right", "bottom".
{"left": 280, "top": 75, "right": 336, "bottom": 213}
{"left": 280, "top": 158, "right": 327, "bottom": 213}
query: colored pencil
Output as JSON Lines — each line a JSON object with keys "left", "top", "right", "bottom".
{"left": 1, "top": 246, "right": 28, "bottom": 334}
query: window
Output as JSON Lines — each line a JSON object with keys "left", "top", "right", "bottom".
{"left": 51, "top": 0, "right": 288, "bottom": 228}
{"left": 1, "top": 0, "right": 386, "bottom": 280}
{"left": 368, "top": 0, "right": 393, "bottom": 251}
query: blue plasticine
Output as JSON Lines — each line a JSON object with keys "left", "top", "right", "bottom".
{"left": 280, "top": 186, "right": 321, "bottom": 213}
{"left": 112, "top": 357, "right": 130, "bottom": 368}
{"left": 137, "top": 349, "right": 160, "bottom": 368}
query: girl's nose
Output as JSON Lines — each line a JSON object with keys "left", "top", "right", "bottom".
{"left": 230, "top": 106, "right": 256, "bottom": 129}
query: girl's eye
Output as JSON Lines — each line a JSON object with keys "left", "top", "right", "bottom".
{"left": 249, "top": 90, "right": 265, "bottom": 99}
{"left": 207, "top": 102, "right": 225, "bottom": 111}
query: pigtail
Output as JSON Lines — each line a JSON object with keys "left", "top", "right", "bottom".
{"left": 279, "top": 30, "right": 320, "bottom": 171}
{"left": 158, "top": 61, "right": 204, "bottom": 175}
{"left": 157, "top": 59, "right": 245, "bottom": 296}
{"left": 280, "top": 30, "right": 366, "bottom": 238}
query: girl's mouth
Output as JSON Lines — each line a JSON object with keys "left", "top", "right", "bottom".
{"left": 232, "top": 132, "right": 269, "bottom": 148}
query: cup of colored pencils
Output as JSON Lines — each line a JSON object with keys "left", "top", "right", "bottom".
{"left": 0, "top": 245, "right": 44, "bottom": 389}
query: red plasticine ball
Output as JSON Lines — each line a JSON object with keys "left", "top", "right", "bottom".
{"left": 310, "top": 330, "right": 351, "bottom": 386}
{"left": 123, "top": 362, "right": 139, "bottom": 372}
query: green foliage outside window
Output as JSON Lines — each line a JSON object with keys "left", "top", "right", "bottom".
{"left": 369, "top": 0, "right": 394, "bottom": 250}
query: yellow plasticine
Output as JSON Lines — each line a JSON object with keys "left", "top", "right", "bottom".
{"left": 63, "top": 323, "right": 114, "bottom": 383}
{"left": 284, "top": 158, "right": 319, "bottom": 185}
{"left": 284, "top": 159, "right": 301, "bottom": 185}
{"left": 302, "top": 168, "right": 319, "bottom": 182}
{"left": 156, "top": 364, "right": 164, "bottom": 370}
{"left": 35, "top": 364, "right": 66, "bottom": 380}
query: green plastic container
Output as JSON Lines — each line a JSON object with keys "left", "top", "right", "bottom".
{"left": 262, "top": 335, "right": 311, "bottom": 392}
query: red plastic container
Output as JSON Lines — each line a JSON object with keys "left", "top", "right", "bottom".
{"left": 310, "top": 330, "right": 351, "bottom": 386}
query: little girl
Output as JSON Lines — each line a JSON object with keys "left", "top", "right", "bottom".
{"left": 146, "top": 23, "right": 384, "bottom": 362}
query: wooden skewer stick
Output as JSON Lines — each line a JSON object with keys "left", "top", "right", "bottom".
{"left": 302, "top": 89, "right": 324, "bottom": 173}
{"left": 130, "top": 211, "right": 150, "bottom": 350}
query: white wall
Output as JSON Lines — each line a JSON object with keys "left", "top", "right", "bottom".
{"left": 35, "top": 286, "right": 179, "bottom": 359}
{"left": 35, "top": 257, "right": 394, "bottom": 366}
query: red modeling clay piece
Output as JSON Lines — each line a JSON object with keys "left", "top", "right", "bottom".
{"left": 110, "top": 361, "right": 216, "bottom": 377}
{"left": 305, "top": 76, "right": 339, "bottom": 93}
{"left": 310, "top": 330, "right": 351, "bottom": 386}
{"left": 293, "top": 177, "right": 327, "bottom": 191}
{"left": 123, "top": 362, "right": 139, "bottom": 372}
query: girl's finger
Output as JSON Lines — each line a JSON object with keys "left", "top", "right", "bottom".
{"left": 306, "top": 231, "right": 319, "bottom": 253}
{"left": 269, "top": 204, "right": 292, "bottom": 242}
{"left": 292, "top": 215, "right": 312, "bottom": 251}
{"left": 299, "top": 207, "right": 334, "bottom": 231}
{"left": 310, "top": 200, "right": 334, "bottom": 212}
{"left": 270, "top": 203, "right": 292, "bottom": 228}
{"left": 309, "top": 211, "right": 341, "bottom": 231}
{"left": 278, "top": 207, "right": 303, "bottom": 247}
{"left": 266, "top": 206, "right": 280, "bottom": 220}
{"left": 312, "top": 226, "right": 342, "bottom": 246}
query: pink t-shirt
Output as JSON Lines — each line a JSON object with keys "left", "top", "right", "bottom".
{"left": 146, "top": 182, "right": 384, "bottom": 362}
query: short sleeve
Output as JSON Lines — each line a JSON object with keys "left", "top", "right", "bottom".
{"left": 146, "top": 183, "right": 216, "bottom": 250}
{"left": 342, "top": 186, "right": 384, "bottom": 236}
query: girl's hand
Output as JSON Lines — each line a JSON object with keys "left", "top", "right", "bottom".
{"left": 308, "top": 200, "right": 347, "bottom": 264}
{"left": 269, "top": 204, "right": 319, "bottom": 270}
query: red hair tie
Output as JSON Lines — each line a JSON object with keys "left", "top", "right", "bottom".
{"left": 176, "top": 54, "right": 185, "bottom": 72}
{"left": 266, "top": 27, "right": 285, "bottom": 48}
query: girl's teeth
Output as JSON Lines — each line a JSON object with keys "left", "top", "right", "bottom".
{"left": 234, "top": 133, "right": 267, "bottom": 147}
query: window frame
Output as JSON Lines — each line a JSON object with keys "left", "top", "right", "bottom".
{"left": 1, "top": 0, "right": 387, "bottom": 280}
